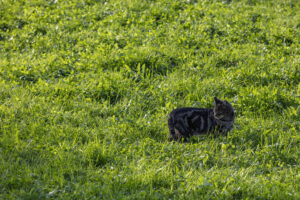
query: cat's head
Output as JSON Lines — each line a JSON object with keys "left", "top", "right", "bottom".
{"left": 213, "top": 97, "right": 235, "bottom": 121}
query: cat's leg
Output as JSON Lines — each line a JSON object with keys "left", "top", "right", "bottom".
{"left": 214, "top": 127, "right": 229, "bottom": 137}
{"left": 174, "top": 124, "right": 190, "bottom": 142}
{"left": 168, "top": 126, "right": 175, "bottom": 141}
{"left": 168, "top": 135, "right": 174, "bottom": 141}
{"left": 167, "top": 116, "right": 176, "bottom": 141}
{"left": 211, "top": 128, "right": 221, "bottom": 138}
{"left": 174, "top": 128, "right": 183, "bottom": 142}
{"left": 182, "top": 137, "right": 188, "bottom": 143}
{"left": 220, "top": 126, "right": 229, "bottom": 136}
{"left": 222, "top": 129, "right": 229, "bottom": 137}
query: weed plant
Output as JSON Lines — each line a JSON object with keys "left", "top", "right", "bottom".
{"left": 0, "top": 0, "right": 299, "bottom": 199}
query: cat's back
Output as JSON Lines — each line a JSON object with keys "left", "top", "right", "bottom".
{"left": 169, "top": 107, "right": 212, "bottom": 119}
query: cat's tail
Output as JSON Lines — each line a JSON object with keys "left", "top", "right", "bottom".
{"left": 167, "top": 115, "right": 176, "bottom": 141}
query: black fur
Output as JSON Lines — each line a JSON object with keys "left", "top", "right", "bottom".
{"left": 167, "top": 97, "right": 235, "bottom": 142}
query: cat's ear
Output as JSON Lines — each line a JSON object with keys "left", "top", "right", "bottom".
{"left": 214, "top": 97, "right": 221, "bottom": 104}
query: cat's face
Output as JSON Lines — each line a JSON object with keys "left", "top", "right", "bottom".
{"left": 213, "top": 97, "right": 235, "bottom": 121}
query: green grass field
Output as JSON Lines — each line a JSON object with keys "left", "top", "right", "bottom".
{"left": 0, "top": 0, "right": 299, "bottom": 199}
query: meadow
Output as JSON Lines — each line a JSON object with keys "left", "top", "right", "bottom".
{"left": 0, "top": 0, "right": 299, "bottom": 199}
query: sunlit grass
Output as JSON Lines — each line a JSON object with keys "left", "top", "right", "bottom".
{"left": 0, "top": 0, "right": 299, "bottom": 199}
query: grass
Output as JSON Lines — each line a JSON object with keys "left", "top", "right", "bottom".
{"left": 0, "top": 0, "right": 299, "bottom": 199}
